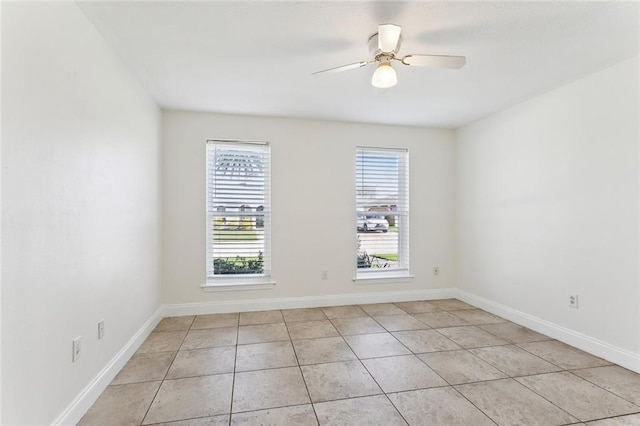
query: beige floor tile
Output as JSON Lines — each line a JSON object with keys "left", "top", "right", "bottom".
{"left": 456, "top": 378, "right": 578, "bottom": 425}
{"left": 449, "top": 309, "right": 506, "bottom": 325}
{"left": 286, "top": 320, "right": 339, "bottom": 340}
{"left": 153, "top": 415, "right": 229, "bottom": 425}
{"left": 112, "top": 351, "right": 175, "bottom": 385}
{"left": 362, "top": 355, "right": 447, "bottom": 392}
{"left": 143, "top": 374, "right": 233, "bottom": 424}
{"left": 181, "top": 327, "right": 237, "bottom": 350}
{"left": 392, "top": 329, "right": 461, "bottom": 353}
{"left": 344, "top": 333, "right": 411, "bottom": 358}
{"left": 419, "top": 350, "right": 508, "bottom": 385}
{"left": 137, "top": 331, "right": 187, "bottom": 354}
{"left": 478, "top": 322, "right": 551, "bottom": 344}
{"left": 470, "top": 344, "right": 562, "bottom": 377}
{"left": 155, "top": 316, "right": 195, "bottom": 332}
{"left": 359, "top": 303, "right": 407, "bottom": 316}
{"left": 573, "top": 365, "right": 640, "bottom": 405}
{"left": 330, "top": 317, "right": 386, "bottom": 335}
{"left": 231, "top": 405, "right": 318, "bottom": 425}
{"left": 373, "top": 314, "right": 430, "bottom": 332}
{"left": 282, "top": 307, "right": 327, "bottom": 322}
{"left": 237, "top": 322, "right": 289, "bottom": 344}
{"left": 394, "top": 300, "right": 440, "bottom": 313}
{"left": 436, "top": 326, "right": 508, "bottom": 348}
{"left": 586, "top": 414, "right": 640, "bottom": 425}
{"left": 235, "top": 341, "right": 298, "bottom": 372}
{"left": 166, "top": 346, "right": 236, "bottom": 379}
{"left": 429, "top": 299, "right": 476, "bottom": 311}
{"left": 516, "top": 372, "right": 640, "bottom": 422}
{"left": 232, "top": 367, "right": 310, "bottom": 412}
{"left": 321, "top": 305, "right": 367, "bottom": 319}
{"left": 292, "top": 336, "right": 357, "bottom": 365}
{"left": 191, "top": 313, "right": 239, "bottom": 329}
{"left": 388, "top": 387, "right": 495, "bottom": 426}
{"left": 314, "top": 395, "right": 407, "bottom": 425}
{"left": 239, "top": 310, "right": 283, "bottom": 325}
{"left": 519, "top": 340, "right": 612, "bottom": 369}
{"left": 78, "top": 381, "right": 161, "bottom": 426}
{"left": 413, "top": 311, "right": 469, "bottom": 328}
{"left": 301, "top": 360, "right": 382, "bottom": 402}
{"left": 83, "top": 304, "right": 640, "bottom": 426}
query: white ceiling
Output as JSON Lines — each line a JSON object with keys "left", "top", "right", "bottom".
{"left": 78, "top": 1, "right": 639, "bottom": 129}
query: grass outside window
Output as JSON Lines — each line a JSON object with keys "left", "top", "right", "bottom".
{"left": 213, "top": 229, "right": 258, "bottom": 241}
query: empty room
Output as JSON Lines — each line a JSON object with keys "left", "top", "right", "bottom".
{"left": 2, "top": 1, "right": 639, "bottom": 425}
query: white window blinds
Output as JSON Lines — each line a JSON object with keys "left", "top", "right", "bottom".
{"left": 356, "top": 147, "right": 409, "bottom": 274}
{"left": 206, "top": 141, "right": 270, "bottom": 280}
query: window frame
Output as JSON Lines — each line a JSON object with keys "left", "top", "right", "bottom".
{"left": 354, "top": 146, "right": 411, "bottom": 282}
{"left": 204, "top": 140, "right": 273, "bottom": 289}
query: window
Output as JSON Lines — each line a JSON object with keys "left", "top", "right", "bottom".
{"left": 356, "top": 147, "right": 409, "bottom": 278}
{"left": 206, "top": 140, "right": 271, "bottom": 285}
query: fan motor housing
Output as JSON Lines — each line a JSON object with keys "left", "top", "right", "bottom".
{"left": 368, "top": 32, "right": 402, "bottom": 56}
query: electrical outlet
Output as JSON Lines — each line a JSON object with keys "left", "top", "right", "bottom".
{"left": 98, "top": 320, "right": 105, "bottom": 340}
{"left": 433, "top": 267, "right": 440, "bottom": 276}
{"left": 321, "top": 270, "right": 328, "bottom": 280}
{"left": 72, "top": 336, "right": 82, "bottom": 362}
{"left": 568, "top": 293, "right": 579, "bottom": 309}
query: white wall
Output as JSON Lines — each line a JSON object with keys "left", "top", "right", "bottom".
{"left": 1, "top": 3, "right": 161, "bottom": 424}
{"left": 455, "top": 58, "right": 639, "bottom": 366}
{"left": 162, "top": 111, "right": 455, "bottom": 306}
{"left": 0, "top": 3, "right": 4, "bottom": 421}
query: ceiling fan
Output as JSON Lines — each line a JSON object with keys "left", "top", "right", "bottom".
{"left": 313, "top": 24, "right": 466, "bottom": 88}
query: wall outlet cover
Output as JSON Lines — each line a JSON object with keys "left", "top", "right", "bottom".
{"left": 98, "top": 320, "right": 105, "bottom": 340}
{"left": 568, "top": 293, "right": 579, "bottom": 308}
{"left": 72, "top": 336, "right": 82, "bottom": 362}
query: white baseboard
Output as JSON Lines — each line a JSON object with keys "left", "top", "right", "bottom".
{"left": 456, "top": 290, "right": 640, "bottom": 374}
{"left": 162, "top": 288, "right": 457, "bottom": 317}
{"left": 52, "top": 307, "right": 164, "bottom": 426}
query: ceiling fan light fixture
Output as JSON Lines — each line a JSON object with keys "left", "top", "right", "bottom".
{"left": 312, "top": 23, "right": 466, "bottom": 87}
{"left": 371, "top": 61, "right": 397, "bottom": 88}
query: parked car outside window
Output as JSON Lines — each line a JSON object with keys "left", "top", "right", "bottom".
{"left": 357, "top": 215, "right": 389, "bottom": 232}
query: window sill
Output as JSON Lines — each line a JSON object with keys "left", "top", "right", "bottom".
{"left": 353, "top": 271, "right": 414, "bottom": 285}
{"left": 202, "top": 278, "right": 276, "bottom": 292}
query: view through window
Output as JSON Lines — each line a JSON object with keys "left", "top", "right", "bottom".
{"left": 356, "top": 147, "right": 409, "bottom": 276}
{"left": 206, "top": 140, "right": 270, "bottom": 282}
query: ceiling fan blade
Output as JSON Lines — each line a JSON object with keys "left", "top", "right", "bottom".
{"left": 312, "top": 61, "right": 371, "bottom": 75}
{"left": 378, "top": 24, "right": 402, "bottom": 52}
{"left": 401, "top": 54, "right": 466, "bottom": 69}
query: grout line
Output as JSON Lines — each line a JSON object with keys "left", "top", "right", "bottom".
{"left": 409, "top": 346, "right": 500, "bottom": 425}
{"left": 228, "top": 313, "right": 241, "bottom": 425}
{"left": 447, "top": 386, "right": 500, "bottom": 426}
{"left": 508, "top": 377, "right": 583, "bottom": 423}
{"left": 138, "top": 318, "right": 194, "bottom": 425}
{"left": 514, "top": 342, "right": 581, "bottom": 372}
{"left": 229, "top": 402, "right": 315, "bottom": 417}
{"left": 565, "top": 367, "right": 640, "bottom": 407}
{"left": 356, "top": 356, "right": 412, "bottom": 424}
{"left": 564, "top": 369, "right": 640, "bottom": 410}
{"left": 282, "top": 318, "right": 321, "bottom": 425}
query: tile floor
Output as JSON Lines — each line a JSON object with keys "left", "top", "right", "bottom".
{"left": 79, "top": 299, "right": 640, "bottom": 425}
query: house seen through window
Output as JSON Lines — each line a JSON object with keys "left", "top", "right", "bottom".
{"left": 356, "top": 147, "right": 409, "bottom": 277}
{"left": 206, "top": 140, "right": 270, "bottom": 283}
